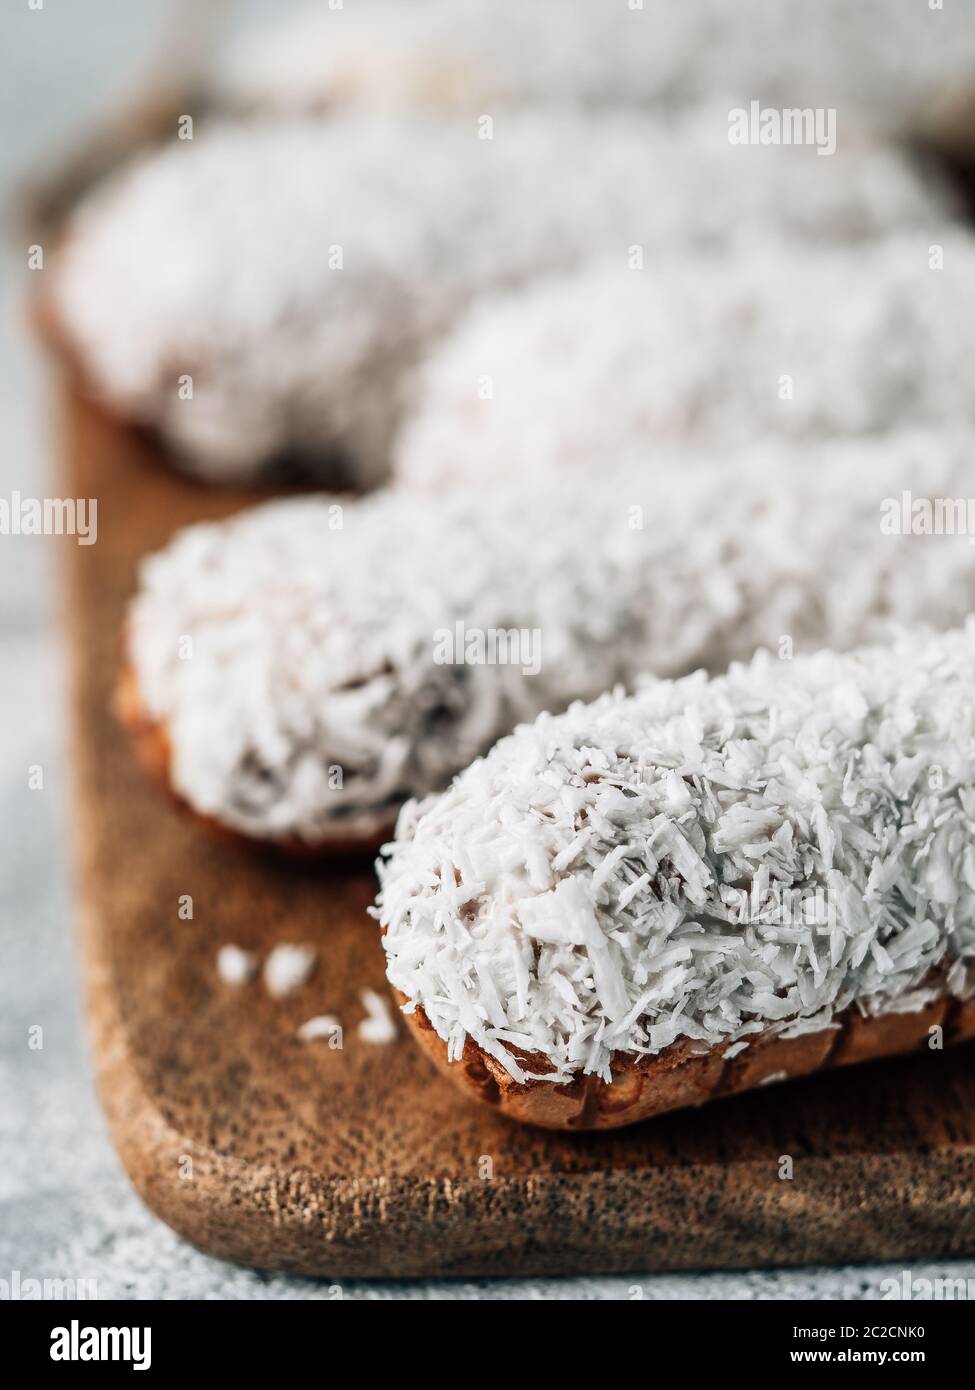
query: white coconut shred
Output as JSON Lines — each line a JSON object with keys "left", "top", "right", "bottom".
{"left": 263, "top": 944, "right": 317, "bottom": 998}
{"left": 127, "top": 433, "right": 975, "bottom": 845}
{"left": 395, "top": 236, "right": 975, "bottom": 490}
{"left": 53, "top": 110, "right": 951, "bottom": 486}
{"left": 216, "top": 944, "right": 258, "bottom": 986}
{"left": 358, "top": 988, "right": 398, "bottom": 1045}
{"left": 297, "top": 1014, "right": 342, "bottom": 1043}
{"left": 375, "top": 626, "right": 975, "bottom": 1085}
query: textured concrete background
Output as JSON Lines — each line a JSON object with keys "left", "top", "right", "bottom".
{"left": 1, "top": 0, "right": 973, "bottom": 1300}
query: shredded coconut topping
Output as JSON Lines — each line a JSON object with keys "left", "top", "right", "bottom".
{"left": 214, "top": 0, "right": 975, "bottom": 132}
{"left": 376, "top": 626, "right": 975, "bottom": 1084}
{"left": 128, "top": 434, "right": 975, "bottom": 845}
{"left": 54, "top": 111, "right": 949, "bottom": 485}
{"left": 396, "top": 237, "right": 975, "bottom": 489}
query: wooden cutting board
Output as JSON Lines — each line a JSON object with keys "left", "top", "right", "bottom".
{"left": 61, "top": 382, "right": 975, "bottom": 1279}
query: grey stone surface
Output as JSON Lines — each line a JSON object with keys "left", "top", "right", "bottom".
{"left": 1, "top": 0, "right": 972, "bottom": 1300}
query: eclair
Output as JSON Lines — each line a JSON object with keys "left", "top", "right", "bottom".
{"left": 50, "top": 110, "right": 949, "bottom": 487}
{"left": 213, "top": 0, "right": 975, "bottom": 135}
{"left": 122, "top": 436, "right": 975, "bottom": 851}
{"left": 376, "top": 625, "right": 975, "bottom": 1129}
{"left": 121, "top": 483, "right": 653, "bottom": 849}
{"left": 395, "top": 236, "right": 975, "bottom": 490}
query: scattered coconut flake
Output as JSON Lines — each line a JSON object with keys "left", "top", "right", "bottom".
{"left": 216, "top": 944, "right": 258, "bottom": 986}
{"left": 358, "top": 988, "right": 398, "bottom": 1045}
{"left": 263, "top": 944, "right": 316, "bottom": 999}
{"left": 297, "top": 1014, "right": 342, "bottom": 1043}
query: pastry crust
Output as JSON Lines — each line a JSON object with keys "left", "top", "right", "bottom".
{"left": 115, "top": 661, "right": 393, "bottom": 857}
{"left": 399, "top": 991, "right": 965, "bottom": 1131}
{"left": 30, "top": 281, "right": 98, "bottom": 406}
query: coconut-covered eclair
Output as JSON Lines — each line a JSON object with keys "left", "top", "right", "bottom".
{"left": 50, "top": 110, "right": 950, "bottom": 486}
{"left": 214, "top": 0, "right": 975, "bottom": 134}
{"left": 395, "top": 235, "right": 975, "bottom": 490}
{"left": 121, "top": 481, "right": 651, "bottom": 849}
{"left": 122, "top": 434, "right": 975, "bottom": 850}
{"left": 376, "top": 626, "right": 975, "bottom": 1130}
